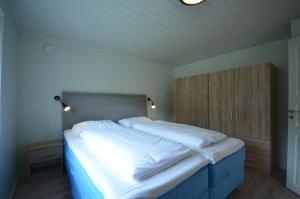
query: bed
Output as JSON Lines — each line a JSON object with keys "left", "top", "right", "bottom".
{"left": 62, "top": 92, "right": 211, "bottom": 199}
{"left": 62, "top": 92, "right": 245, "bottom": 199}
{"left": 119, "top": 118, "right": 246, "bottom": 199}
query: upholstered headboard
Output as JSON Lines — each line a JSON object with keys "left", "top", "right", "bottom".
{"left": 62, "top": 92, "right": 147, "bottom": 130}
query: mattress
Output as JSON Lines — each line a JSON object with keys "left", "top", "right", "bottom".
{"left": 64, "top": 130, "right": 209, "bottom": 199}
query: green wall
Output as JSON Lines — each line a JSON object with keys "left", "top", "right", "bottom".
{"left": 0, "top": 0, "right": 19, "bottom": 198}
{"left": 175, "top": 39, "right": 289, "bottom": 169}
{"left": 17, "top": 32, "right": 173, "bottom": 176}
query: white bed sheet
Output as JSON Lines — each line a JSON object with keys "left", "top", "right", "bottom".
{"left": 64, "top": 130, "right": 209, "bottom": 199}
{"left": 195, "top": 137, "right": 245, "bottom": 164}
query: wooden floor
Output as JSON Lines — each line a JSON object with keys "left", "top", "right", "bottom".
{"left": 13, "top": 167, "right": 299, "bottom": 199}
{"left": 228, "top": 169, "right": 299, "bottom": 199}
{"left": 13, "top": 167, "right": 72, "bottom": 199}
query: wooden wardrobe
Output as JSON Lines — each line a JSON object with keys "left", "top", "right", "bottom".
{"left": 174, "top": 63, "right": 276, "bottom": 175}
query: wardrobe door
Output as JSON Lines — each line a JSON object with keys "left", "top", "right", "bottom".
{"left": 174, "top": 74, "right": 209, "bottom": 128}
{"left": 174, "top": 76, "right": 199, "bottom": 126}
{"left": 234, "top": 64, "right": 274, "bottom": 175}
{"left": 234, "top": 64, "right": 271, "bottom": 140}
{"left": 209, "top": 70, "right": 235, "bottom": 136}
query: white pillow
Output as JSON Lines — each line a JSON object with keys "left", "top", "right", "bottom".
{"left": 72, "top": 121, "right": 100, "bottom": 135}
{"left": 72, "top": 120, "right": 120, "bottom": 134}
{"left": 118, "top": 116, "right": 153, "bottom": 128}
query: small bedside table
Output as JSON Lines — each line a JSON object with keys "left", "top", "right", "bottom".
{"left": 27, "top": 139, "right": 63, "bottom": 175}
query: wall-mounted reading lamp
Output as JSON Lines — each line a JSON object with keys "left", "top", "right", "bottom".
{"left": 54, "top": 96, "right": 71, "bottom": 112}
{"left": 147, "top": 97, "right": 156, "bottom": 109}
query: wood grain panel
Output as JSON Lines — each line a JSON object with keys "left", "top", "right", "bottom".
{"left": 197, "top": 74, "right": 209, "bottom": 128}
{"left": 174, "top": 76, "right": 199, "bottom": 126}
{"left": 209, "top": 70, "right": 235, "bottom": 136}
{"left": 174, "top": 74, "right": 208, "bottom": 128}
{"left": 241, "top": 137, "right": 272, "bottom": 175}
{"left": 234, "top": 63, "right": 275, "bottom": 175}
{"left": 234, "top": 64, "right": 270, "bottom": 141}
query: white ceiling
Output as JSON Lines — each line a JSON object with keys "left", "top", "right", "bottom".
{"left": 10, "top": 0, "right": 300, "bottom": 66}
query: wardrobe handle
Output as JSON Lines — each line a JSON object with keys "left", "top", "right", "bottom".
{"left": 288, "top": 109, "right": 297, "bottom": 114}
{"left": 288, "top": 109, "right": 297, "bottom": 120}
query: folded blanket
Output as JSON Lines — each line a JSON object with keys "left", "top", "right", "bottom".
{"left": 80, "top": 127, "right": 191, "bottom": 182}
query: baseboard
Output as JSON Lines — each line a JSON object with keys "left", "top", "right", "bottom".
{"left": 9, "top": 178, "right": 18, "bottom": 199}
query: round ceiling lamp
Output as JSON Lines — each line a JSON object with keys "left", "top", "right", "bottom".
{"left": 180, "top": 0, "right": 206, "bottom": 6}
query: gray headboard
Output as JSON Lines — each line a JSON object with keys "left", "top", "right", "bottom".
{"left": 62, "top": 92, "right": 147, "bottom": 130}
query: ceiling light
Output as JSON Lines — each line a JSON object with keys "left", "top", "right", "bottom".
{"left": 180, "top": 0, "right": 206, "bottom": 6}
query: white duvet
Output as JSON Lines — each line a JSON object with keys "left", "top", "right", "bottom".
{"left": 65, "top": 130, "right": 209, "bottom": 199}
{"left": 80, "top": 127, "right": 191, "bottom": 182}
{"left": 132, "top": 120, "right": 226, "bottom": 149}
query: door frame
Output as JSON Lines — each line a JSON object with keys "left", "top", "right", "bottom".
{"left": 286, "top": 36, "right": 300, "bottom": 195}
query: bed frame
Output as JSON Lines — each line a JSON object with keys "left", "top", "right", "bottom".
{"left": 62, "top": 92, "right": 210, "bottom": 199}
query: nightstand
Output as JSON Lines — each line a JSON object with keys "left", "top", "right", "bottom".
{"left": 27, "top": 139, "right": 63, "bottom": 175}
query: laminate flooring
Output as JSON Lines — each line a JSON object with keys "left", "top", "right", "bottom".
{"left": 13, "top": 167, "right": 299, "bottom": 199}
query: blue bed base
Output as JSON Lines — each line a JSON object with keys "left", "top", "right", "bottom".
{"left": 65, "top": 140, "right": 104, "bottom": 199}
{"left": 64, "top": 139, "right": 245, "bottom": 199}
{"left": 208, "top": 147, "right": 245, "bottom": 199}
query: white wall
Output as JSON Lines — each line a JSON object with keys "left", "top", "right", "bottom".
{"left": 175, "top": 39, "right": 289, "bottom": 169}
{"left": 0, "top": 0, "right": 19, "bottom": 198}
{"left": 17, "top": 32, "right": 174, "bottom": 176}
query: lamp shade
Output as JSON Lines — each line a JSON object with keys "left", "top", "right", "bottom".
{"left": 62, "top": 102, "right": 71, "bottom": 112}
